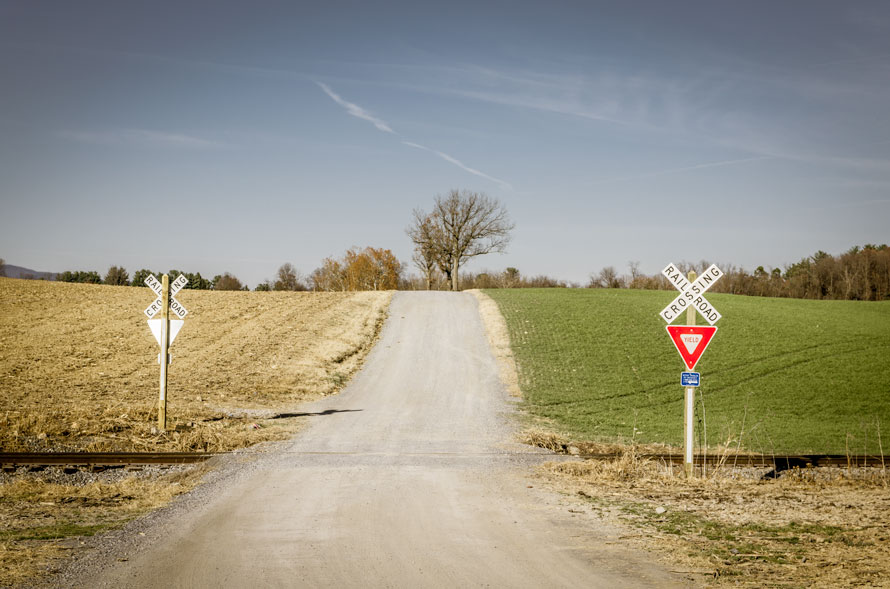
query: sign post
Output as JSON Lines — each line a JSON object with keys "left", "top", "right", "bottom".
{"left": 684, "top": 272, "right": 696, "bottom": 478}
{"left": 659, "top": 263, "right": 723, "bottom": 477}
{"left": 157, "top": 275, "right": 170, "bottom": 431}
{"left": 144, "top": 273, "right": 188, "bottom": 432}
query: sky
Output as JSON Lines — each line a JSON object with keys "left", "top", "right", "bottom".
{"left": 1, "top": 1, "right": 889, "bottom": 288}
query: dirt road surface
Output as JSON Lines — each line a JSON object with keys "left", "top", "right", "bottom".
{"left": 72, "top": 292, "right": 684, "bottom": 588}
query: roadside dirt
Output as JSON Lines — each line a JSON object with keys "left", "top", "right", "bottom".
{"left": 539, "top": 453, "right": 889, "bottom": 587}
{"left": 0, "top": 465, "right": 210, "bottom": 588}
{"left": 467, "top": 289, "right": 521, "bottom": 397}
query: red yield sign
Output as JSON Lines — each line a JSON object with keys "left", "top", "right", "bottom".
{"left": 666, "top": 325, "right": 717, "bottom": 371}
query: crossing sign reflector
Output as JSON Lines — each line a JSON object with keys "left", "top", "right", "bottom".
{"left": 666, "top": 325, "right": 718, "bottom": 371}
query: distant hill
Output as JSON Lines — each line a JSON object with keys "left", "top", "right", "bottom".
{"left": 2, "top": 264, "right": 56, "bottom": 281}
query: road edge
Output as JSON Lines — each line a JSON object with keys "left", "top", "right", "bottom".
{"left": 466, "top": 289, "right": 522, "bottom": 398}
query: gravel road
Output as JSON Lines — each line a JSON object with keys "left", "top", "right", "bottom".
{"left": 66, "top": 292, "right": 684, "bottom": 588}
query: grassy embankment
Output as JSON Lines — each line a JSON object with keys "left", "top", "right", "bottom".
{"left": 485, "top": 288, "right": 890, "bottom": 455}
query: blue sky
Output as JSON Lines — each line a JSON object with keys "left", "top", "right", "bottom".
{"left": 1, "top": 1, "right": 888, "bottom": 287}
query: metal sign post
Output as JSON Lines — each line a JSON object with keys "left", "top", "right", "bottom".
{"left": 659, "top": 263, "right": 723, "bottom": 478}
{"left": 144, "top": 273, "right": 188, "bottom": 432}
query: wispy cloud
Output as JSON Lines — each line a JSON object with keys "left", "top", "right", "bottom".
{"left": 316, "top": 82, "right": 394, "bottom": 134}
{"left": 373, "top": 60, "right": 890, "bottom": 173}
{"left": 402, "top": 141, "right": 512, "bottom": 189}
{"left": 590, "top": 156, "right": 773, "bottom": 185}
{"left": 318, "top": 82, "right": 511, "bottom": 189}
{"left": 61, "top": 128, "right": 226, "bottom": 149}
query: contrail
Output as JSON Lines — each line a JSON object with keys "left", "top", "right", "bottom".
{"left": 317, "top": 82, "right": 395, "bottom": 134}
{"left": 318, "top": 82, "right": 511, "bottom": 189}
{"left": 402, "top": 141, "right": 513, "bottom": 189}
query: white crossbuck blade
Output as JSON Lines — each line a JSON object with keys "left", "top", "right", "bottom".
{"left": 143, "top": 275, "right": 189, "bottom": 318}
{"left": 144, "top": 296, "right": 188, "bottom": 319}
{"left": 659, "top": 263, "right": 723, "bottom": 325}
{"left": 170, "top": 274, "right": 188, "bottom": 295}
{"left": 144, "top": 274, "right": 163, "bottom": 296}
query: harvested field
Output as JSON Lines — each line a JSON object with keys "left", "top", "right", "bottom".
{"left": 0, "top": 277, "right": 391, "bottom": 453}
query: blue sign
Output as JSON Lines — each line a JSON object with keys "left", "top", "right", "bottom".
{"left": 681, "top": 372, "right": 701, "bottom": 387}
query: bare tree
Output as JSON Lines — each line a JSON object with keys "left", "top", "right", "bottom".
{"left": 274, "top": 263, "right": 305, "bottom": 291}
{"left": 589, "top": 266, "right": 623, "bottom": 288}
{"left": 408, "top": 190, "right": 514, "bottom": 291}
{"left": 0, "top": 257, "right": 5, "bottom": 277}
{"left": 407, "top": 211, "right": 444, "bottom": 290}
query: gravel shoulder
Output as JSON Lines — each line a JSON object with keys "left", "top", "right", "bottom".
{"left": 48, "top": 292, "right": 684, "bottom": 588}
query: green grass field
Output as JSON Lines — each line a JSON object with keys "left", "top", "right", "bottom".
{"left": 485, "top": 289, "right": 890, "bottom": 454}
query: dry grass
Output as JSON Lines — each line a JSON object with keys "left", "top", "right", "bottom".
{"left": 522, "top": 426, "right": 677, "bottom": 456}
{"left": 540, "top": 449, "right": 889, "bottom": 587}
{"left": 0, "top": 278, "right": 391, "bottom": 452}
{"left": 467, "top": 289, "right": 521, "bottom": 397}
{"left": 525, "top": 428, "right": 890, "bottom": 585}
{"left": 0, "top": 466, "right": 208, "bottom": 587}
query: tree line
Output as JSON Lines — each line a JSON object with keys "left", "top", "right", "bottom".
{"left": 56, "top": 267, "right": 225, "bottom": 290}
{"left": 8, "top": 188, "right": 887, "bottom": 300}
{"left": 590, "top": 244, "right": 890, "bottom": 301}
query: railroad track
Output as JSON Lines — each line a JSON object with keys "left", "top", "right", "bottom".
{"left": 577, "top": 452, "right": 886, "bottom": 471}
{"left": 1, "top": 451, "right": 222, "bottom": 471}
{"left": 1, "top": 451, "right": 884, "bottom": 471}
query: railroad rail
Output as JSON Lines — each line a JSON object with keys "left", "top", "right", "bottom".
{"left": 576, "top": 452, "right": 885, "bottom": 472}
{"left": 1, "top": 451, "right": 884, "bottom": 471}
{"left": 1, "top": 452, "right": 222, "bottom": 471}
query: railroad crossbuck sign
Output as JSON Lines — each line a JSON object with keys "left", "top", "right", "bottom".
{"left": 144, "top": 274, "right": 189, "bottom": 361}
{"left": 143, "top": 273, "right": 188, "bottom": 431}
{"left": 660, "top": 262, "right": 723, "bottom": 371}
{"left": 659, "top": 262, "right": 723, "bottom": 477}
{"left": 659, "top": 263, "right": 723, "bottom": 325}
{"left": 144, "top": 274, "right": 188, "bottom": 320}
